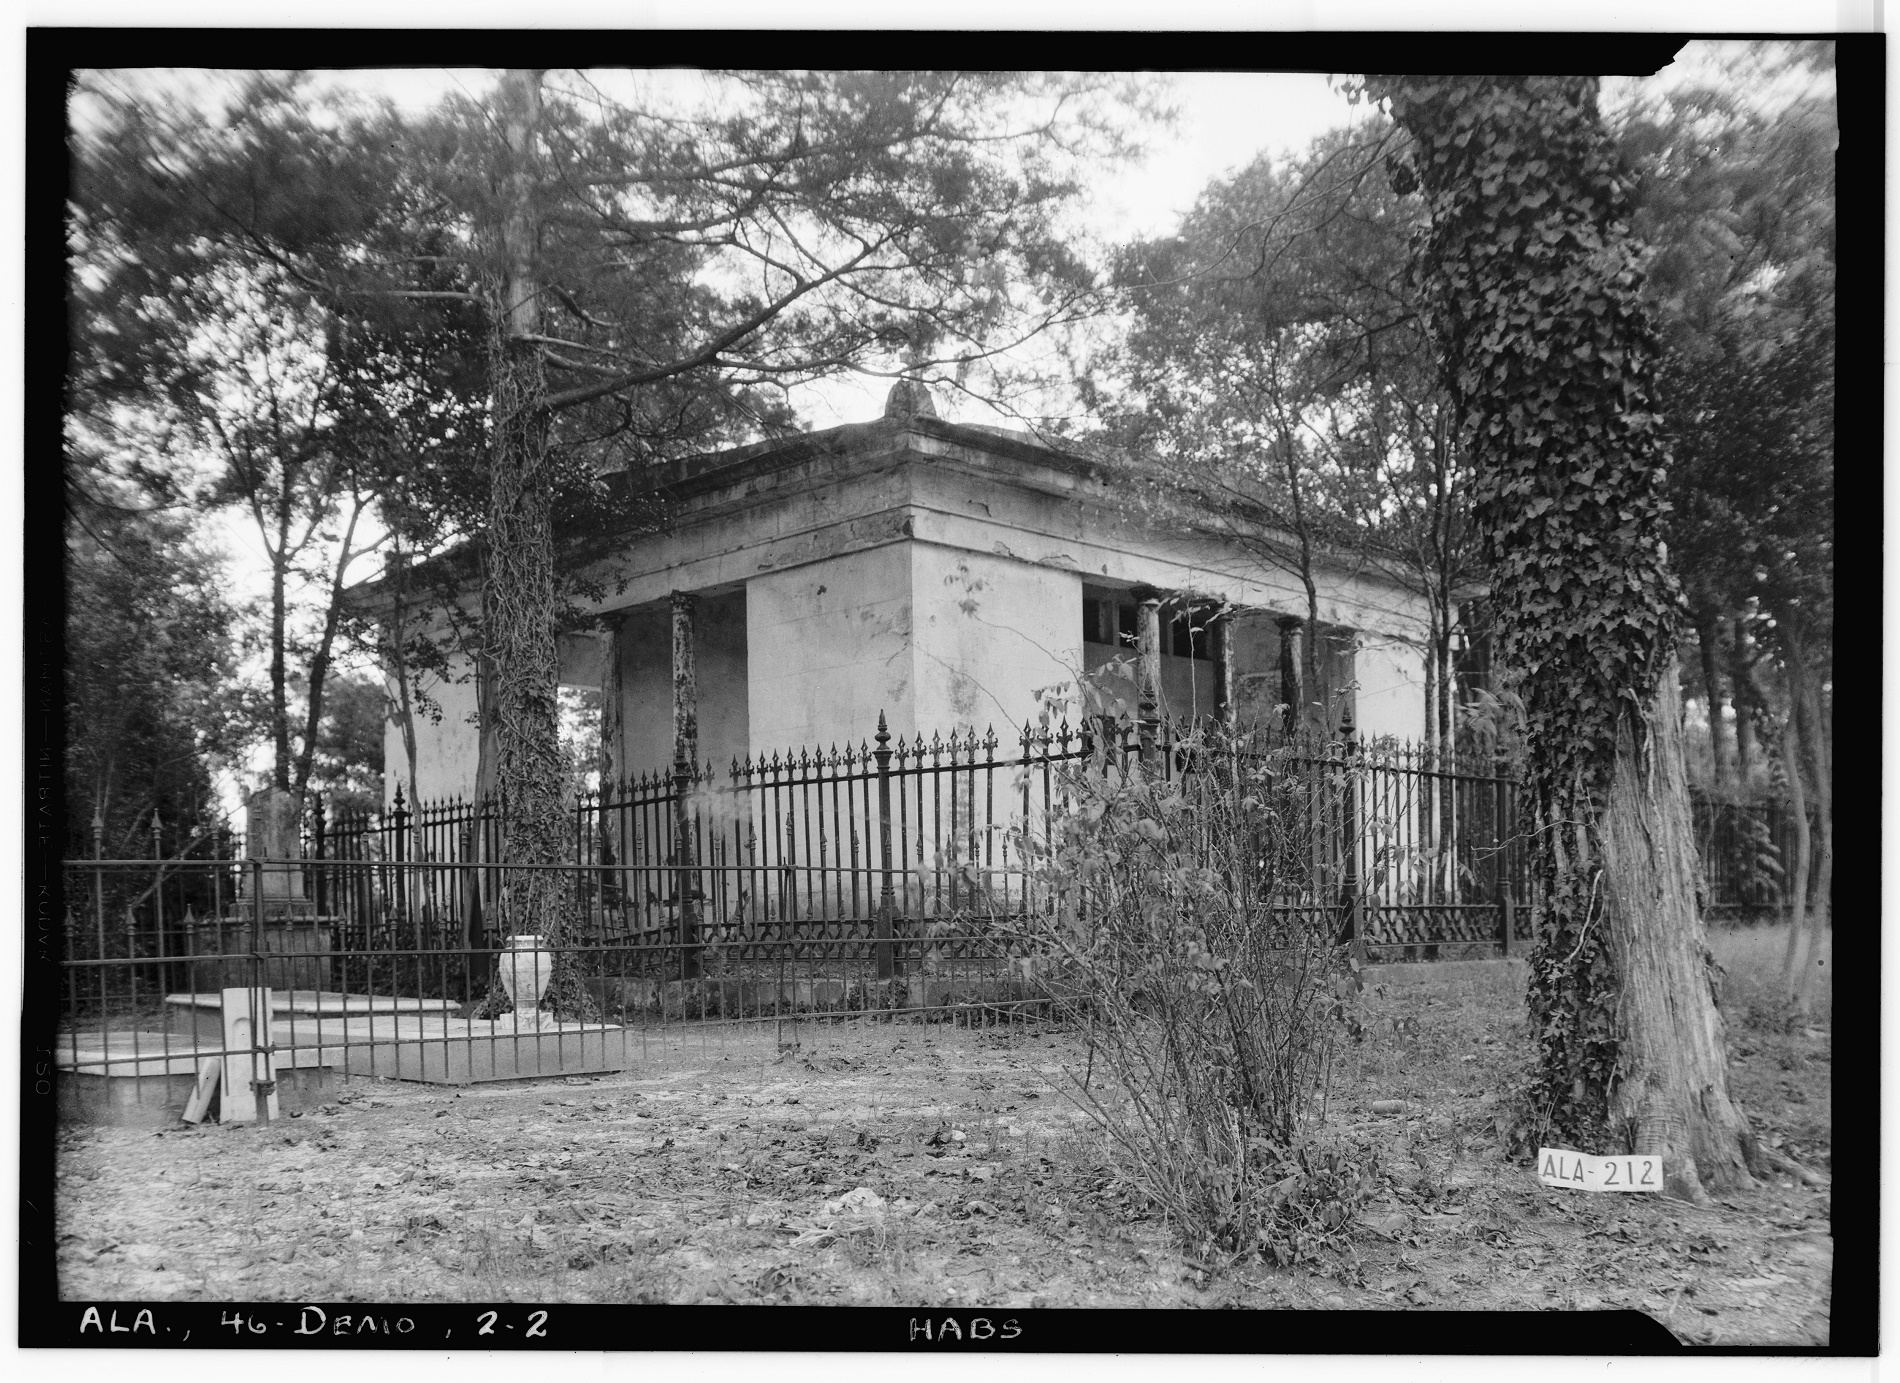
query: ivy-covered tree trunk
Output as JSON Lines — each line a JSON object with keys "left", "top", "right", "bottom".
{"left": 1367, "top": 74, "right": 1760, "bottom": 1200}
{"left": 480, "top": 67, "right": 591, "bottom": 1019}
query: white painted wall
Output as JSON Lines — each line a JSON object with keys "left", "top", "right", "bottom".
{"left": 747, "top": 545, "right": 914, "bottom": 755}
{"left": 1351, "top": 635, "right": 1426, "bottom": 745}
{"left": 909, "top": 544, "right": 1081, "bottom": 739}
{"left": 383, "top": 646, "right": 481, "bottom": 805}
{"left": 379, "top": 422, "right": 1443, "bottom": 799}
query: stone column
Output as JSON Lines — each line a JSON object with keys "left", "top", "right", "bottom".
{"left": 596, "top": 617, "right": 624, "bottom": 784}
{"left": 670, "top": 593, "right": 699, "bottom": 770}
{"left": 669, "top": 591, "right": 700, "bottom": 978}
{"left": 1132, "top": 586, "right": 1163, "bottom": 760}
{"left": 598, "top": 614, "right": 626, "bottom": 903}
{"left": 1277, "top": 616, "right": 1305, "bottom": 737}
{"left": 1213, "top": 608, "right": 1236, "bottom": 732}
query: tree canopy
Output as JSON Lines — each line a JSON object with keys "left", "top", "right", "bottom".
{"left": 65, "top": 479, "right": 249, "bottom": 857}
{"left": 1091, "top": 120, "right": 1480, "bottom": 742}
{"left": 68, "top": 70, "right": 1146, "bottom": 855}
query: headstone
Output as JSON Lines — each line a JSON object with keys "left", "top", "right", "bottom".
{"left": 244, "top": 787, "right": 303, "bottom": 903}
{"left": 218, "top": 987, "right": 280, "bottom": 1124}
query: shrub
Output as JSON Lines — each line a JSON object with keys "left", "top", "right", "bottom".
{"left": 1001, "top": 721, "right": 1358, "bottom": 1264}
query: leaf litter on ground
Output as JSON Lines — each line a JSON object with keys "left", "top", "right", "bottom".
{"left": 54, "top": 977, "right": 1831, "bottom": 1336}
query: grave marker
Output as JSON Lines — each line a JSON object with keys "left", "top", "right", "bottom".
{"left": 218, "top": 987, "right": 279, "bottom": 1123}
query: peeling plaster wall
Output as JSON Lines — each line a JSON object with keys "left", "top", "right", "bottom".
{"left": 747, "top": 545, "right": 914, "bottom": 754}
{"left": 909, "top": 544, "right": 1080, "bottom": 739}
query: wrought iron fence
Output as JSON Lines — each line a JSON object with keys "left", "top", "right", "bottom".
{"left": 1689, "top": 789, "right": 1821, "bottom": 921}
{"left": 56, "top": 715, "right": 1827, "bottom": 1130}
{"left": 314, "top": 715, "right": 1531, "bottom": 966}
{"left": 52, "top": 852, "right": 1061, "bottom": 1128}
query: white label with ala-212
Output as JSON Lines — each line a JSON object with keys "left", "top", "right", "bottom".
{"left": 1537, "top": 1148, "right": 1663, "bottom": 1192}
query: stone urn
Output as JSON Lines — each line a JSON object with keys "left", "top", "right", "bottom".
{"left": 499, "top": 934, "right": 554, "bottom": 1030}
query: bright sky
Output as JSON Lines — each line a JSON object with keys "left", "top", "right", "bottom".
{"left": 323, "top": 67, "right": 1356, "bottom": 248}
{"left": 83, "top": 66, "right": 1358, "bottom": 437}
{"left": 296, "top": 67, "right": 1360, "bottom": 429}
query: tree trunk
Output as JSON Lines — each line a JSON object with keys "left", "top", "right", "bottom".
{"left": 270, "top": 526, "right": 291, "bottom": 792}
{"left": 1601, "top": 661, "right": 1759, "bottom": 1201}
{"left": 1790, "top": 659, "right": 1831, "bottom": 1016}
{"left": 487, "top": 68, "right": 564, "bottom": 882}
{"left": 1731, "top": 617, "right": 1757, "bottom": 786}
{"left": 1697, "top": 612, "right": 1730, "bottom": 794}
{"left": 1363, "top": 75, "right": 1763, "bottom": 1200}
{"left": 1420, "top": 622, "right": 1445, "bottom": 892}
{"left": 597, "top": 615, "right": 625, "bottom": 904}
{"left": 480, "top": 68, "right": 593, "bottom": 1020}
{"left": 385, "top": 552, "right": 428, "bottom": 936}
{"left": 1776, "top": 695, "right": 1812, "bottom": 1012}
{"left": 1778, "top": 638, "right": 1824, "bottom": 1018}
{"left": 1276, "top": 422, "right": 1325, "bottom": 736}
{"left": 1746, "top": 659, "right": 1813, "bottom": 1016}
{"left": 473, "top": 637, "right": 500, "bottom": 806}
{"left": 1435, "top": 619, "right": 1455, "bottom": 901}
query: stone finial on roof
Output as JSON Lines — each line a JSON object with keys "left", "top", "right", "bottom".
{"left": 883, "top": 379, "right": 938, "bottom": 419}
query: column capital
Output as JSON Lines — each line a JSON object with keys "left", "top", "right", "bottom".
{"left": 669, "top": 588, "right": 699, "bottom": 612}
{"left": 1275, "top": 613, "right": 1305, "bottom": 632}
{"left": 1129, "top": 584, "right": 1164, "bottom": 606}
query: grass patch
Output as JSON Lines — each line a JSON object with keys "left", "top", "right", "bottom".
{"left": 1709, "top": 922, "right": 1831, "bottom": 1029}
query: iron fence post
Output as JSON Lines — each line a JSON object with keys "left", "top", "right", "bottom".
{"left": 148, "top": 808, "right": 163, "bottom": 966}
{"left": 390, "top": 784, "right": 410, "bottom": 925}
{"left": 89, "top": 810, "right": 106, "bottom": 989}
{"left": 673, "top": 760, "right": 700, "bottom": 981}
{"left": 875, "top": 711, "right": 897, "bottom": 981}
{"left": 249, "top": 856, "right": 274, "bottom": 1123}
{"left": 1340, "top": 713, "right": 1366, "bottom": 966}
{"left": 459, "top": 821, "right": 479, "bottom": 952}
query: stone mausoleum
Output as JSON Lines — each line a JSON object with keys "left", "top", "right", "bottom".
{"left": 375, "top": 385, "right": 1434, "bottom": 802}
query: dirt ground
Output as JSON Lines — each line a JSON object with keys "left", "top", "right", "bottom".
{"left": 53, "top": 966, "right": 1831, "bottom": 1342}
